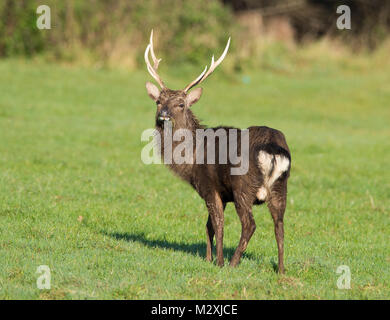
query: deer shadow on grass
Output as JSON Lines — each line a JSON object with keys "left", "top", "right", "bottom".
{"left": 104, "top": 231, "right": 258, "bottom": 263}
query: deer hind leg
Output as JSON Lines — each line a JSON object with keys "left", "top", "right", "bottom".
{"left": 205, "top": 203, "right": 225, "bottom": 262}
{"left": 205, "top": 194, "right": 225, "bottom": 267}
{"left": 267, "top": 178, "right": 288, "bottom": 274}
{"left": 230, "top": 201, "right": 256, "bottom": 267}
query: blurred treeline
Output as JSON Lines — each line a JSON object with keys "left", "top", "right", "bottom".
{"left": 225, "top": 0, "right": 390, "bottom": 48}
{"left": 0, "top": 0, "right": 389, "bottom": 69}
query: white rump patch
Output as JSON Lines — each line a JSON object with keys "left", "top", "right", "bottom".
{"left": 257, "top": 151, "right": 273, "bottom": 176}
{"left": 268, "top": 154, "right": 290, "bottom": 186}
{"left": 257, "top": 150, "right": 290, "bottom": 200}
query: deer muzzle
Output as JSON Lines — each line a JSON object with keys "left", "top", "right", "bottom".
{"left": 158, "top": 109, "right": 171, "bottom": 122}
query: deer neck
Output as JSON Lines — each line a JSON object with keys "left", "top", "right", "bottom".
{"left": 156, "top": 110, "right": 201, "bottom": 182}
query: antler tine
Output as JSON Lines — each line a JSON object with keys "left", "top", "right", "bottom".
{"left": 183, "top": 65, "right": 208, "bottom": 93}
{"left": 184, "top": 37, "right": 230, "bottom": 93}
{"left": 149, "top": 30, "right": 161, "bottom": 70}
{"left": 144, "top": 30, "right": 165, "bottom": 89}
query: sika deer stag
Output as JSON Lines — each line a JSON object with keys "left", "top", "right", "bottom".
{"left": 144, "top": 31, "right": 291, "bottom": 273}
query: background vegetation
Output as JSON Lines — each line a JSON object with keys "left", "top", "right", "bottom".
{"left": 0, "top": 0, "right": 389, "bottom": 299}
{"left": 1, "top": 0, "right": 390, "bottom": 68}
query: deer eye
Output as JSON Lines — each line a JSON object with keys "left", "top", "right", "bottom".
{"left": 156, "top": 100, "right": 161, "bottom": 106}
{"left": 179, "top": 103, "right": 185, "bottom": 108}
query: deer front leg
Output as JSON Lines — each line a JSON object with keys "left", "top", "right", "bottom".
{"left": 205, "top": 215, "right": 214, "bottom": 262}
{"left": 205, "top": 203, "right": 226, "bottom": 262}
{"left": 205, "top": 194, "right": 225, "bottom": 267}
{"left": 230, "top": 202, "right": 256, "bottom": 267}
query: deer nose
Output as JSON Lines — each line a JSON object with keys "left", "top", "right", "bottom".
{"left": 158, "top": 109, "right": 170, "bottom": 121}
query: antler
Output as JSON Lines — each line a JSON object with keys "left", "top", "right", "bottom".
{"left": 144, "top": 30, "right": 166, "bottom": 89}
{"left": 184, "top": 37, "right": 231, "bottom": 93}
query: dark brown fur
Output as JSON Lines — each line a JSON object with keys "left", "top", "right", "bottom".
{"left": 149, "top": 87, "right": 290, "bottom": 273}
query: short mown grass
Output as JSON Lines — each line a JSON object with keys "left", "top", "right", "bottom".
{"left": 0, "top": 58, "right": 389, "bottom": 299}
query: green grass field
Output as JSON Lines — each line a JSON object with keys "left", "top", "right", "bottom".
{"left": 0, "top": 58, "right": 389, "bottom": 299}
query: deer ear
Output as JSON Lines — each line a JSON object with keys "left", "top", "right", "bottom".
{"left": 146, "top": 82, "right": 160, "bottom": 101}
{"left": 186, "top": 88, "right": 203, "bottom": 107}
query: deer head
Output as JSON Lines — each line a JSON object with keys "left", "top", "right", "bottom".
{"left": 145, "top": 30, "right": 230, "bottom": 129}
